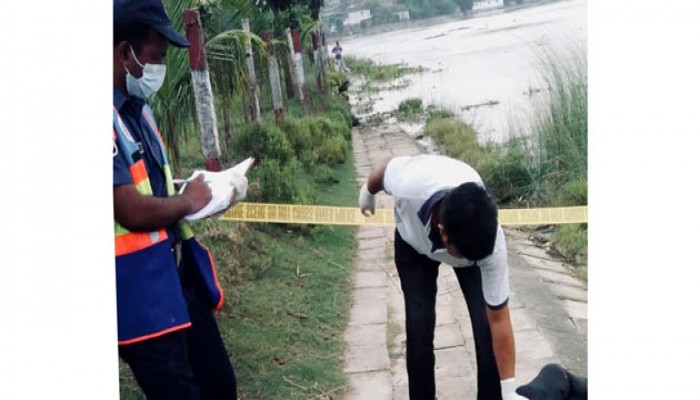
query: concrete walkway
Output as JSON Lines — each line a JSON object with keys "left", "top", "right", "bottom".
{"left": 342, "top": 123, "right": 587, "bottom": 399}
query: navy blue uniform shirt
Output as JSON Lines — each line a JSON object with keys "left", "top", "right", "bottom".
{"left": 113, "top": 88, "right": 179, "bottom": 246}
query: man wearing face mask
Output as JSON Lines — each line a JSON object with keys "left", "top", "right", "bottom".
{"left": 113, "top": 1, "right": 241, "bottom": 399}
{"left": 359, "top": 155, "right": 526, "bottom": 400}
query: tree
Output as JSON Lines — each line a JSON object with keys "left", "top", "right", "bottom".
{"left": 156, "top": 0, "right": 270, "bottom": 166}
{"left": 155, "top": 0, "right": 326, "bottom": 145}
{"left": 366, "top": 0, "right": 398, "bottom": 25}
{"left": 454, "top": 0, "right": 474, "bottom": 13}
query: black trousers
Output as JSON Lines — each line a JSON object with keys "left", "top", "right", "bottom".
{"left": 119, "top": 258, "right": 237, "bottom": 400}
{"left": 394, "top": 230, "right": 502, "bottom": 400}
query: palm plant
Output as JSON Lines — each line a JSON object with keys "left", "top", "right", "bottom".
{"left": 203, "top": 0, "right": 270, "bottom": 153}
{"left": 156, "top": 0, "right": 272, "bottom": 169}
{"left": 154, "top": 0, "right": 325, "bottom": 169}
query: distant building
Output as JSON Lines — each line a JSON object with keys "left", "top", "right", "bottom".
{"left": 395, "top": 10, "right": 410, "bottom": 21}
{"left": 473, "top": 0, "right": 504, "bottom": 11}
{"left": 343, "top": 9, "right": 372, "bottom": 26}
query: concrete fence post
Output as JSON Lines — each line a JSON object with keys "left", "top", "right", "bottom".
{"left": 286, "top": 27, "right": 307, "bottom": 110}
{"left": 242, "top": 18, "right": 261, "bottom": 121}
{"left": 263, "top": 30, "right": 284, "bottom": 126}
{"left": 183, "top": 8, "right": 222, "bottom": 172}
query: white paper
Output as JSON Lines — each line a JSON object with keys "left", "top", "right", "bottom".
{"left": 178, "top": 157, "right": 254, "bottom": 221}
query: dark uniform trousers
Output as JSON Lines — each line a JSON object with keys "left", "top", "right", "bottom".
{"left": 119, "top": 245, "right": 237, "bottom": 400}
{"left": 394, "top": 230, "right": 502, "bottom": 400}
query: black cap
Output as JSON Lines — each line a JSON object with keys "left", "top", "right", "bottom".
{"left": 114, "top": 0, "right": 190, "bottom": 48}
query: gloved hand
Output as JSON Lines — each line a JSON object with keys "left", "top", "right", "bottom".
{"left": 230, "top": 173, "right": 248, "bottom": 205}
{"left": 358, "top": 183, "right": 376, "bottom": 216}
{"left": 501, "top": 378, "right": 528, "bottom": 400}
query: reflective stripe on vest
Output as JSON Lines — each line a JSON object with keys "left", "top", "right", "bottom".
{"left": 114, "top": 225, "right": 167, "bottom": 256}
{"left": 139, "top": 105, "right": 195, "bottom": 241}
{"left": 113, "top": 106, "right": 169, "bottom": 254}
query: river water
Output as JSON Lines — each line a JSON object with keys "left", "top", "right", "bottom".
{"left": 341, "top": 0, "right": 587, "bottom": 142}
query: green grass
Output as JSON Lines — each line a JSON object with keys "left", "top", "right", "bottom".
{"left": 119, "top": 363, "right": 142, "bottom": 399}
{"left": 552, "top": 224, "right": 588, "bottom": 282}
{"left": 214, "top": 229, "right": 355, "bottom": 399}
{"left": 204, "top": 160, "right": 356, "bottom": 399}
{"left": 508, "top": 45, "right": 588, "bottom": 275}
{"left": 345, "top": 56, "right": 426, "bottom": 82}
{"left": 396, "top": 98, "right": 423, "bottom": 122}
{"left": 498, "top": 45, "right": 588, "bottom": 206}
{"left": 424, "top": 114, "right": 496, "bottom": 169}
{"left": 316, "top": 159, "right": 359, "bottom": 207}
{"left": 425, "top": 105, "right": 455, "bottom": 120}
{"left": 345, "top": 56, "right": 427, "bottom": 91}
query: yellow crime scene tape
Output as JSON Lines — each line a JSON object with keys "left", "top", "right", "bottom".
{"left": 220, "top": 203, "right": 587, "bottom": 226}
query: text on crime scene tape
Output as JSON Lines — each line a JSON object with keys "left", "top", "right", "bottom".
{"left": 219, "top": 203, "right": 587, "bottom": 226}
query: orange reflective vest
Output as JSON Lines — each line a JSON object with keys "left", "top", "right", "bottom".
{"left": 113, "top": 104, "right": 224, "bottom": 345}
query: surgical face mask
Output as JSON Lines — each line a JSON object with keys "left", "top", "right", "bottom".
{"left": 125, "top": 46, "right": 166, "bottom": 99}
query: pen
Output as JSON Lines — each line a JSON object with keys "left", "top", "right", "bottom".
{"left": 173, "top": 177, "right": 212, "bottom": 186}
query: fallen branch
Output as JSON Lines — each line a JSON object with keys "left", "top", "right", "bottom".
{"left": 287, "top": 311, "right": 309, "bottom": 319}
{"left": 283, "top": 376, "right": 309, "bottom": 392}
{"left": 296, "top": 265, "right": 312, "bottom": 278}
{"left": 308, "top": 384, "right": 349, "bottom": 400}
{"left": 313, "top": 249, "right": 345, "bottom": 270}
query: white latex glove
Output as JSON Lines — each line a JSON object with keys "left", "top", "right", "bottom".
{"left": 501, "top": 378, "right": 528, "bottom": 400}
{"left": 230, "top": 173, "right": 248, "bottom": 205}
{"left": 358, "top": 183, "right": 376, "bottom": 217}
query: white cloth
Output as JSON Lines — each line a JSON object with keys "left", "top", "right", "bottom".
{"left": 501, "top": 378, "right": 528, "bottom": 400}
{"left": 383, "top": 155, "right": 510, "bottom": 307}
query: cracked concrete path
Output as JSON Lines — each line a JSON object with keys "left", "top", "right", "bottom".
{"left": 342, "top": 123, "right": 587, "bottom": 399}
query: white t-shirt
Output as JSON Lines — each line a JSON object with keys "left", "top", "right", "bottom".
{"left": 383, "top": 155, "right": 510, "bottom": 307}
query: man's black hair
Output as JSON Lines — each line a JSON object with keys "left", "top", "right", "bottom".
{"left": 440, "top": 182, "right": 498, "bottom": 261}
{"left": 113, "top": 23, "right": 154, "bottom": 52}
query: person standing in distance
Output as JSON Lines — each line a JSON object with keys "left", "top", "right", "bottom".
{"left": 332, "top": 41, "right": 349, "bottom": 72}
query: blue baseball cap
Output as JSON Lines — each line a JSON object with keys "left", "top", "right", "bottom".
{"left": 114, "top": 0, "right": 190, "bottom": 48}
